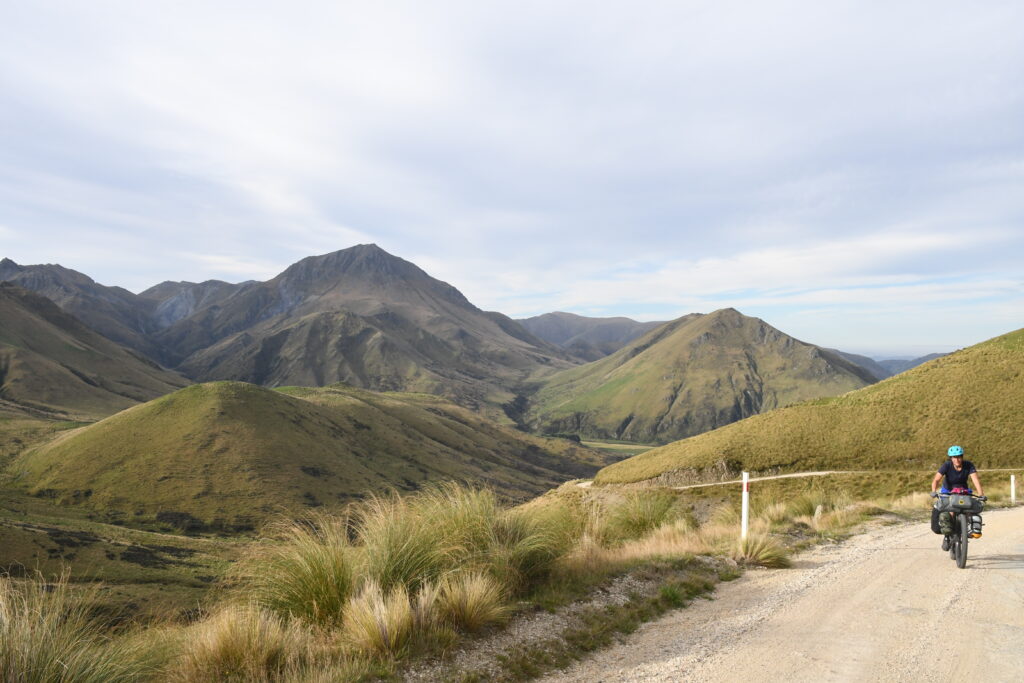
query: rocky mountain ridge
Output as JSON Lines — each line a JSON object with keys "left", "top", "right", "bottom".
{"left": 2, "top": 246, "right": 573, "bottom": 412}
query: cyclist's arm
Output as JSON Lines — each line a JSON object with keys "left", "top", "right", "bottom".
{"left": 931, "top": 472, "right": 943, "bottom": 493}
{"left": 969, "top": 471, "right": 984, "bottom": 496}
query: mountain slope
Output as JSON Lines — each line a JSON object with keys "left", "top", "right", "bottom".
{"left": 528, "top": 308, "right": 876, "bottom": 444}
{"left": 137, "top": 278, "right": 254, "bottom": 330}
{"left": 15, "top": 382, "right": 606, "bottom": 527}
{"left": 0, "top": 258, "right": 160, "bottom": 358}
{"left": 595, "top": 327, "right": 1024, "bottom": 484}
{"left": 154, "top": 245, "right": 573, "bottom": 405}
{"left": 518, "top": 312, "right": 666, "bottom": 361}
{"left": 3, "top": 246, "right": 576, "bottom": 411}
{"left": 878, "top": 353, "right": 946, "bottom": 376}
{"left": 0, "top": 283, "right": 188, "bottom": 419}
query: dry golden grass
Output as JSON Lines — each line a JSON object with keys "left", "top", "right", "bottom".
{"left": 232, "top": 513, "right": 356, "bottom": 627}
{"left": 341, "top": 581, "right": 414, "bottom": 657}
{"left": 0, "top": 573, "right": 152, "bottom": 683}
{"left": 438, "top": 572, "right": 509, "bottom": 633}
{"left": 169, "top": 605, "right": 320, "bottom": 682}
{"left": 733, "top": 533, "right": 791, "bottom": 568}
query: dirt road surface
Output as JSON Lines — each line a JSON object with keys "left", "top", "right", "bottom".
{"left": 543, "top": 506, "right": 1024, "bottom": 682}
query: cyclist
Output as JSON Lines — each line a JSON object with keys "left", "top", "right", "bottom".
{"left": 930, "top": 445, "right": 984, "bottom": 548}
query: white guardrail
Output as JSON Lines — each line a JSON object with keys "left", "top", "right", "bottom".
{"left": 741, "top": 471, "right": 750, "bottom": 539}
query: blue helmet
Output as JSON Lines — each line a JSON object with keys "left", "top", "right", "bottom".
{"left": 947, "top": 445, "right": 964, "bottom": 457}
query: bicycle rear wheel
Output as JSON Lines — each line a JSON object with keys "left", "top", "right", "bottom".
{"left": 956, "top": 514, "right": 969, "bottom": 568}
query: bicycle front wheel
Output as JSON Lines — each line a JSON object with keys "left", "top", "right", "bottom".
{"left": 956, "top": 514, "right": 969, "bottom": 568}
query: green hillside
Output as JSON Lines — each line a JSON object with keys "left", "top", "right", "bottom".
{"left": 0, "top": 283, "right": 188, "bottom": 419}
{"left": 596, "top": 328, "right": 1024, "bottom": 484}
{"left": 11, "top": 382, "right": 606, "bottom": 528}
{"left": 528, "top": 308, "right": 873, "bottom": 444}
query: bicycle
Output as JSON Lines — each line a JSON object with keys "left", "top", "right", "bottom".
{"left": 932, "top": 491, "right": 986, "bottom": 568}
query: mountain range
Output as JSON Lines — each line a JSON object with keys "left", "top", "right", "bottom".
{"left": 2, "top": 245, "right": 943, "bottom": 441}
{"left": 2, "top": 246, "right": 574, "bottom": 415}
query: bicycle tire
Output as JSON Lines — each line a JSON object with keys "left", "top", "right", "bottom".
{"left": 956, "top": 513, "right": 969, "bottom": 568}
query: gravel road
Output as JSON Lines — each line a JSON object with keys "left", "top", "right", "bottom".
{"left": 543, "top": 505, "right": 1024, "bottom": 682}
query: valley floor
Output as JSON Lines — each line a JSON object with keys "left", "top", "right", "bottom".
{"left": 542, "top": 505, "right": 1024, "bottom": 682}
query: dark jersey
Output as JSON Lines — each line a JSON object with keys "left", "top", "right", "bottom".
{"left": 938, "top": 459, "right": 977, "bottom": 490}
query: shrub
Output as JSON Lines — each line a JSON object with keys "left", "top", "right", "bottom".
{"left": 234, "top": 514, "right": 355, "bottom": 626}
{"left": 0, "top": 573, "right": 150, "bottom": 683}
{"left": 171, "top": 605, "right": 318, "bottom": 681}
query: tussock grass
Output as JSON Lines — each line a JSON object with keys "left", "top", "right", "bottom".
{"left": 341, "top": 581, "right": 414, "bottom": 657}
{"left": 233, "top": 513, "right": 355, "bottom": 627}
{"left": 170, "top": 604, "right": 319, "bottom": 682}
{"left": 357, "top": 491, "right": 450, "bottom": 593}
{"left": 0, "top": 573, "right": 151, "bottom": 683}
{"left": 438, "top": 572, "right": 509, "bottom": 633}
{"left": 733, "top": 533, "right": 792, "bottom": 568}
{"left": 601, "top": 491, "right": 678, "bottom": 545}
{"left": 610, "top": 518, "right": 706, "bottom": 562}
{"left": 357, "top": 484, "right": 573, "bottom": 598}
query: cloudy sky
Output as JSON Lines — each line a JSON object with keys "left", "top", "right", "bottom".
{"left": 2, "top": 1, "right": 1022, "bottom": 357}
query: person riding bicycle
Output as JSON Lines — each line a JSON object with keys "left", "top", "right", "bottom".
{"left": 930, "top": 445, "right": 985, "bottom": 548}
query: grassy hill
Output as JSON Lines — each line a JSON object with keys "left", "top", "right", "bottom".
{"left": 528, "top": 308, "right": 874, "bottom": 444}
{"left": 0, "top": 283, "right": 188, "bottom": 419}
{"left": 11, "top": 382, "right": 607, "bottom": 528}
{"left": 596, "top": 327, "right": 1024, "bottom": 484}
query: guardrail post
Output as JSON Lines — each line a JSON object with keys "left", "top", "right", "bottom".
{"left": 741, "top": 471, "right": 750, "bottom": 540}
{"left": 1012, "top": 474, "right": 1017, "bottom": 506}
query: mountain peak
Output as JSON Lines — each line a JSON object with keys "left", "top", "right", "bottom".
{"left": 272, "top": 244, "right": 474, "bottom": 311}
{"left": 280, "top": 244, "right": 419, "bottom": 282}
{"left": 0, "top": 257, "right": 23, "bottom": 278}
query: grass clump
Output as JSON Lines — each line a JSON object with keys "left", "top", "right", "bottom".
{"left": 341, "top": 581, "right": 414, "bottom": 657}
{"left": 0, "top": 573, "right": 150, "bottom": 683}
{"left": 438, "top": 572, "right": 509, "bottom": 633}
{"left": 601, "top": 490, "right": 678, "bottom": 545}
{"left": 233, "top": 513, "right": 355, "bottom": 627}
{"left": 171, "top": 605, "right": 318, "bottom": 682}
{"left": 733, "top": 533, "right": 792, "bottom": 568}
{"left": 357, "top": 491, "right": 451, "bottom": 593}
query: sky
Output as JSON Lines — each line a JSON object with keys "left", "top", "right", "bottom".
{"left": 1, "top": 1, "right": 1022, "bottom": 358}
